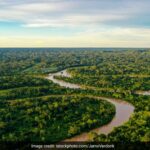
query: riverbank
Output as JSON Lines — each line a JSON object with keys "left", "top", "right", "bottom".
{"left": 47, "top": 69, "right": 134, "bottom": 142}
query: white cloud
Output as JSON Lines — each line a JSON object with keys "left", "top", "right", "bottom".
{"left": 0, "top": 0, "right": 149, "bottom": 28}
{"left": 0, "top": 0, "right": 150, "bottom": 47}
{"left": 11, "top": 2, "right": 70, "bottom": 12}
{"left": 0, "top": 1, "right": 73, "bottom": 22}
{"left": 22, "top": 14, "right": 128, "bottom": 28}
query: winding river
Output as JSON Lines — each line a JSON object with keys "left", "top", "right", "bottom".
{"left": 47, "top": 69, "right": 135, "bottom": 142}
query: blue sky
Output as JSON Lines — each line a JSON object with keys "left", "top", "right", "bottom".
{"left": 0, "top": 0, "right": 150, "bottom": 47}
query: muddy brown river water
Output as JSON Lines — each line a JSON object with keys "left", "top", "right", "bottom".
{"left": 47, "top": 69, "right": 135, "bottom": 142}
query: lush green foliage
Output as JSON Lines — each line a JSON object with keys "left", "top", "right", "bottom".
{"left": 0, "top": 48, "right": 150, "bottom": 143}
{"left": 0, "top": 95, "right": 115, "bottom": 142}
{"left": 0, "top": 76, "right": 51, "bottom": 90}
{"left": 94, "top": 111, "right": 150, "bottom": 142}
{"left": 0, "top": 48, "right": 99, "bottom": 75}
{"left": 53, "top": 49, "right": 150, "bottom": 142}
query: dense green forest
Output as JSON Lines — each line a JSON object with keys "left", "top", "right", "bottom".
{"left": 0, "top": 48, "right": 150, "bottom": 144}
{"left": 0, "top": 95, "right": 115, "bottom": 142}
{"left": 52, "top": 49, "right": 150, "bottom": 142}
{"left": 0, "top": 48, "right": 98, "bottom": 75}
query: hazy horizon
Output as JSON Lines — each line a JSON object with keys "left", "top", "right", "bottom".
{"left": 0, "top": 47, "right": 149, "bottom": 50}
{"left": 0, "top": 0, "right": 150, "bottom": 47}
